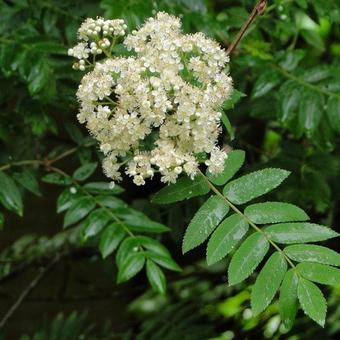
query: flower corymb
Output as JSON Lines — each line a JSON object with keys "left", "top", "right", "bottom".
{"left": 69, "top": 12, "right": 233, "bottom": 186}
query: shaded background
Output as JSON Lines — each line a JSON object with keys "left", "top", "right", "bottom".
{"left": 0, "top": 0, "right": 339, "bottom": 338}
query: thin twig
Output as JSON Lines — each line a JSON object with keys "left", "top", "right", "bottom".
{"left": 226, "top": 0, "right": 267, "bottom": 55}
{"left": 0, "top": 255, "right": 62, "bottom": 329}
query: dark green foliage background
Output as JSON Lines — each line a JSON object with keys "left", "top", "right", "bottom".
{"left": 0, "top": 0, "right": 339, "bottom": 338}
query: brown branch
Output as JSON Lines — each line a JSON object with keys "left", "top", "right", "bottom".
{"left": 226, "top": 0, "right": 267, "bottom": 56}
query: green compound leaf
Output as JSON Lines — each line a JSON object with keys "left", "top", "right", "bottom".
{"left": 81, "top": 208, "right": 111, "bottom": 240}
{"left": 99, "top": 223, "right": 125, "bottom": 258}
{"left": 73, "top": 162, "right": 98, "bottom": 181}
{"left": 152, "top": 176, "right": 210, "bottom": 204}
{"left": 206, "top": 214, "right": 249, "bottom": 265}
{"left": 297, "top": 262, "right": 340, "bottom": 285}
{"left": 207, "top": 150, "right": 245, "bottom": 186}
{"left": 245, "top": 202, "right": 309, "bottom": 224}
{"left": 285, "top": 245, "right": 340, "bottom": 266}
{"left": 279, "top": 269, "right": 299, "bottom": 331}
{"left": 298, "top": 278, "right": 327, "bottom": 327}
{"left": 57, "top": 188, "right": 81, "bottom": 213}
{"left": 266, "top": 223, "right": 339, "bottom": 244}
{"left": 146, "top": 260, "right": 166, "bottom": 294}
{"left": 0, "top": 171, "right": 23, "bottom": 216}
{"left": 183, "top": 195, "right": 229, "bottom": 254}
{"left": 223, "top": 168, "right": 290, "bottom": 204}
{"left": 228, "top": 233, "right": 269, "bottom": 286}
{"left": 117, "top": 253, "right": 145, "bottom": 283}
{"left": 251, "top": 252, "right": 287, "bottom": 315}
{"left": 63, "top": 197, "right": 96, "bottom": 228}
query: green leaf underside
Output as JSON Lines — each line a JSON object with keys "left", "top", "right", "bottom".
{"left": 99, "top": 223, "right": 125, "bottom": 258}
{"left": 0, "top": 171, "right": 23, "bottom": 216}
{"left": 285, "top": 245, "right": 340, "bottom": 266}
{"left": 42, "top": 172, "right": 72, "bottom": 186}
{"left": 266, "top": 223, "right": 339, "bottom": 244}
{"left": 182, "top": 195, "right": 229, "bottom": 253}
{"left": 279, "top": 269, "right": 299, "bottom": 331}
{"left": 73, "top": 162, "right": 97, "bottom": 181}
{"left": 297, "top": 262, "right": 340, "bottom": 285}
{"left": 146, "top": 260, "right": 166, "bottom": 294}
{"left": 152, "top": 176, "right": 210, "bottom": 204}
{"left": 81, "top": 208, "right": 111, "bottom": 240}
{"left": 298, "top": 278, "right": 327, "bottom": 327}
{"left": 207, "top": 150, "right": 245, "bottom": 186}
{"left": 251, "top": 252, "right": 287, "bottom": 315}
{"left": 145, "top": 251, "right": 181, "bottom": 272}
{"left": 245, "top": 202, "right": 309, "bottom": 224}
{"left": 228, "top": 233, "right": 269, "bottom": 285}
{"left": 63, "top": 197, "right": 96, "bottom": 228}
{"left": 206, "top": 214, "right": 249, "bottom": 265}
{"left": 223, "top": 168, "right": 290, "bottom": 204}
{"left": 117, "top": 253, "right": 145, "bottom": 283}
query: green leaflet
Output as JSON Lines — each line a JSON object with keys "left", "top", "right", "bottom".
{"left": 285, "top": 244, "right": 340, "bottom": 266}
{"left": 252, "top": 69, "right": 281, "bottom": 98}
{"left": 182, "top": 195, "right": 229, "bottom": 254}
{"left": 298, "top": 278, "right": 327, "bottom": 327}
{"left": 0, "top": 171, "right": 23, "bottom": 216}
{"left": 152, "top": 176, "right": 210, "bottom": 204}
{"left": 251, "top": 252, "right": 287, "bottom": 315}
{"left": 42, "top": 172, "right": 72, "bottom": 186}
{"left": 117, "top": 253, "right": 145, "bottom": 283}
{"left": 145, "top": 252, "right": 181, "bottom": 272}
{"left": 279, "top": 269, "right": 299, "bottom": 331}
{"left": 83, "top": 182, "right": 124, "bottom": 195}
{"left": 13, "top": 169, "right": 41, "bottom": 196}
{"left": 57, "top": 188, "right": 81, "bottom": 213}
{"left": 115, "top": 208, "right": 169, "bottom": 233}
{"left": 73, "top": 162, "right": 97, "bottom": 181}
{"left": 228, "top": 233, "right": 269, "bottom": 286}
{"left": 244, "top": 202, "right": 309, "bottom": 224}
{"left": 206, "top": 214, "right": 249, "bottom": 265}
{"left": 146, "top": 260, "right": 166, "bottom": 294}
{"left": 223, "top": 168, "right": 290, "bottom": 204}
{"left": 63, "top": 196, "right": 96, "bottom": 228}
{"left": 266, "top": 223, "right": 339, "bottom": 244}
{"left": 99, "top": 223, "right": 125, "bottom": 258}
{"left": 81, "top": 208, "right": 111, "bottom": 240}
{"left": 298, "top": 90, "right": 323, "bottom": 133}
{"left": 207, "top": 150, "right": 245, "bottom": 186}
{"left": 297, "top": 262, "right": 340, "bottom": 285}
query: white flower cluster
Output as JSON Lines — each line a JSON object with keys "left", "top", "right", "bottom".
{"left": 70, "top": 12, "right": 233, "bottom": 186}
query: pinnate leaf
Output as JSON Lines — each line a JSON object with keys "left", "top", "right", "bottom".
{"left": 207, "top": 150, "right": 245, "bottom": 186}
{"left": 182, "top": 195, "right": 229, "bottom": 253}
{"left": 81, "top": 208, "right": 111, "bottom": 240}
{"left": 297, "top": 262, "right": 340, "bottom": 286}
{"left": 266, "top": 223, "right": 339, "bottom": 244}
{"left": 251, "top": 252, "right": 287, "bottom": 315}
{"left": 223, "top": 168, "right": 290, "bottom": 204}
{"left": 83, "top": 182, "right": 124, "bottom": 195}
{"left": 285, "top": 245, "right": 340, "bottom": 266}
{"left": 298, "top": 278, "right": 327, "bottom": 327}
{"left": 228, "top": 233, "right": 269, "bottom": 285}
{"left": 152, "top": 176, "right": 210, "bottom": 204}
{"left": 245, "top": 202, "right": 309, "bottom": 224}
{"left": 117, "top": 253, "right": 145, "bottom": 283}
{"left": 279, "top": 269, "right": 299, "bottom": 331}
{"left": 206, "top": 214, "right": 249, "bottom": 265}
